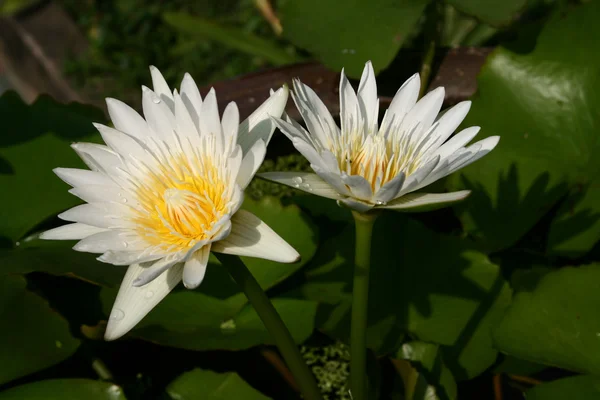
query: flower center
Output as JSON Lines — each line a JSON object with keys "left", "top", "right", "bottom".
{"left": 133, "top": 153, "right": 229, "bottom": 252}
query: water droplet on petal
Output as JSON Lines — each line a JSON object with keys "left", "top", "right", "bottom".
{"left": 220, "top": 318, "right": 236, "bottom": 334}
{"left": 293, "top": 184, "right": 300, "bottom": 188}
{"left": 122, "top": 241, "right": 129, "bottom": 248}
{"left": 110, "top": 308, "right": 125, "bottom": 321}
{"left": 145, "top": 291, "right": 154, "bottom": 299}
{"left": 293, "top": 176, "right": 303, "bottom": 184}
{"left": 375, "top": 200, "right": 387, "bottom": 206}
{"left": 121, "top": 198, "right": 128, "bottom": 203}
{"left": 152, "top": 96, "right": 161, "bottom": 104}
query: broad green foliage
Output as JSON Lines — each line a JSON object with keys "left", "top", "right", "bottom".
{"left": 446, "top": 0, "right": 528, "bottom": 26}
{"left": 167, "top": 369, "right": 269, "bottom": 400}
{"left": 525, "top": 375, "right": 600, "bottom": 400}
{"left": 0, "top": 274, "right": 80, "bottom": 385}
{"left": 286, "top": 205, "right": 511, "bottom": 379}
{"left": 0, "top": 379, "right": 127, "bottom": 400}
{"left": 493, "top": 264, "right": 600, "bottom": 375}
{"left": 448, "top": 1, "right": 600, "bottom": 256}
{"left": 279, "top": 0, "right": 430, "bottom": 77}
{"left": 0, "top": 92, "right": 103, "bottom": 243}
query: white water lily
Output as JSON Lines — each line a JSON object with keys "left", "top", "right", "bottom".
{"left": 260, "top": 61, "right": 499, "bottom": 213}
{"left": 41, "top": 66, "right": 297, "bottom": 340}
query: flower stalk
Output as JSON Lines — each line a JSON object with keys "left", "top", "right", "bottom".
{"left": 217, "top": 253, "right": 323, "bottom": 400}
{"left": 349, "top": 210, "right": 379, "bottom": 399}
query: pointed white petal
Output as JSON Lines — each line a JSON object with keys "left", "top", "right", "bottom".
{"left": 384, "top": 191, "right": 471, "bottom": 212}
{"left": 238, "top": 85, "right": 289, "bottom": 155}
{"left": 357, "top": 61, "right": 378, "bottom": 133}
{"left": 259, "top": 171, "right": 342, "bottom": 200}
{"left": 339, "top": 197, "right": 374, "bottom": 213}
{"left": 311, "top": 165, "right": 352, "bottom": 196}
{"left": 380, "top": 73, "right": 420, "bottom": 132}
{"left": 425, "top": 101, "right": 471, "bottom": 153}
{"left": 132, "top": 253, "right": 183, "bottom": 287}
{"left": 199, "top": 88, "right": 222, "bottom": 137}
{"left": 69, "top": 185, "right": 130, "bottom": 204}
{"left": 54, "top": 168, "right": 115, "bottom": 188}
{"left": 339, "top": 70, "right": 360, "bottom": 135}
{"left": 341, "top": 174, "right": 373, "bottom": 201}
{"left": 149, "top": 65, "right": 174, "bottom": 109}
{"left": 292, "top": 80, "right": 338, "bottom": 145}
{"left": 142, "top": 86, "right": 175, "bottom": 141}
{"left": 59, "top": 204, "right": 133, "bottom": 229}
{"left": 180, "top": 73, "right": 203, "bottom": 131}
{"left": 40, "top": 223, "right": 107, "bottom": 240}
{"left": 222, "top": 102, "right": 240, "bottom": 151}
{"left": 396, "top": 155, "right": 441, "bottom": 197}
{"left": 373, "top": 172, "right": 406, "bottom": 204}
{"left": 73, "top": 230, "right": 138, "bottom": 253}
{"left": 173, "top": 91, "right": 200, "bottom": 143}
{"left": 71, "top": 143, "right": 121, "bottom": 174}
{"left": 98, "top": 250, "right": 164, "bottom": 266}
{"left": 93, "top": 123, "right": 149, "bottom": 162}
{"left": 401, "top": 86, "right": 445, "bottom": 139}
{"left": 433, "top": 126, "right": 480, "bottom": 160}
{"left": 104, "top": 263, "right": 183, "bottom": 341}
{"left": 212, "top": 210, "right": 299, "bottom": 263}
{"left": 291, "top": 138, "right": 329, "bottom": 171}
{"left": 106, "top": 98, "right": 152, "bottom": 140}
{"left": 182, "top": 245, "right": 210, "bottom": 289}
{"left": 271, "top": 116, "right": 312, "bottom": 144}
{"left": 236, "top": 139, "right": 266, "bottom": 189}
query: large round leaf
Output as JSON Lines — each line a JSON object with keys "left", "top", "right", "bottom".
{"left": 0, "top": 274, "right": 80, "bottom": 385}
{"left": 279, "top": 0, "right": 430, "bottom": 77}
{"left": 0, "top": 379, "right": 126, "bottom": 400}
{"left": 286, "top": 210, "right": 511, "bottom": 379}
{"left": 447, "top": 1, "right": 600, "bottom": 255}
{"left": 525, "top": 375, "right": 600, "bottom": 400}
{"left": 493, "top": 264, "right": 600, "bottom": 375}
{"left": 167, "top": 369, "right": 269, "bottom": 400}
{"left": 446, "top": 0, "right": 528, "bottom": 26}
{"left": 0, "top": 92, "right": 103, "bottom": 243}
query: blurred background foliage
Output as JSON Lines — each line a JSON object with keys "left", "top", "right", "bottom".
{"left": 1, "top": 0, "right": 600, "bottom": 399}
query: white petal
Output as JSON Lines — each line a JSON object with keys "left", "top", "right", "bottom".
{"left": 93, "top": 123, "right": 149, "bottom": 162}
{"left": 238, "top": 85, "right": 289, "bottom": 155}
{"left": 400, "top": 86, "right": 445, "bottom": 139}
{"left": 40, "top": 223, "right": 106, "bottom": 240}
{"left": 339, "top": 70, "right": 360, "bottom": 135}
{"left": 380, "top": 73, "right": 420, "bottom": 133}
{"left": 373, "top": 173, "right": 406, "bottom": 204}
{"left": 73, "top": 230, "right": 136, "bottom": 253}
{"left": 396, "top": 155, "right": 441, "bottom": 197}
{"left": 311, "top": 165, "right": 352, "bottom": 196}
{"left": 422, "top": 101, "right": 471, "bottom": 157}
{"left": 384, "top": 191, "right": 471, "bottom": 212}
{"left": 182, "top": 245, "right": 210, "bottom": 289}
{"left": 69, "top": 185, "right": 129, "bottom": 204}
{"left": 292, "top": 80, "right": 338, "bottom": 146}
{"left": 173, "top": 91, "right": 201, "bottom": 149}
{"left": 222, "top": 102, "right": 240, "bottom": 151}
{"left": 180, "top": 73, "right": 203, "bottom": 131}
{"left": 291, "top": 138, "right": 329, "bottom": 171}
{"left": 339, "top": 197, "right": 374, "bottom": 213}
{"left": 104, "top": 262, "right": 183, "bottom": 341}
{"left": 132, "top": 253, "right": 183, "bottom": 287}
{"left": 237, "top": 139, "right": 266, "bottom": 189}
{"left": 259, "top": 171, "right": 342, "bottom": 200}
{"left": 59, "top": 204, "right": 133, "bottom": 229}
{"left": 357, "top": 61, "right": 378, "bottom": 133}
{"left": 106, "top": 98, "right": 152, "bottom": 140}
{"left": 98, "top": 250, "right": 165, "bottom": 266}
{"left": 54, "top": 168, "right": 115, "bottom": 188}
{"left": 149, "top": 65, "right": 174, "bottom": 109}
{"left": 142, "top": 86, "right": 175, "bottom": 141}
{"left": 433, "top": 126, "right": 480, "bottom": 160}
{"left": 341, "top": 174, "right": 373, "bottom": 201}
{"left": 71, "top": 143, "right": 122, "bottom": 175}
{"left": 212, "top": 210, "right": 299, "bottom": 263}
{"left": 271, "top": 116, "right": 313, "bottom": 145}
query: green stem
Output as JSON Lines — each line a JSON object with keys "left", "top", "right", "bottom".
{"left": 349, "top": 211, "right": 378, "bottom": 399}
{"left": 216, "top": 253, "right": 323, "bottom": 400}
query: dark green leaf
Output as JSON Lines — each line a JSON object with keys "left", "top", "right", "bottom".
{"left": 493, "top": 264, "right": 600, "bottom": 375}
{"left": 446, "top": 0, "right": 528, "bottom": 26}
{"left": 279, "top": 0, "right": 430, "bottom": 77}
{"left": 167, "top": 369, "right": 269, "bottom": 400}
{"left": 287, "top": 213, "right": 511, "bottom": 379}
{"left": 525, "top": 375, "right": 600, "bottom": 400}
{"left": 0, "top": 274, "right": 80, "bottom": 385}
{"left": 0, "top": 92, "right": 103, "bottom": 243}
{"left": 0, "top": 379, "right": 126, "bottom": 400}
{"left": 163, "top": 12, "right": 300, "bottom": 66}
{"left": 447, "top": 2, "right": 600, "bottom": 255}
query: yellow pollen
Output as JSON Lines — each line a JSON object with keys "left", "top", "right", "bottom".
{"left": 133, "top": 154, "right": 228, "bottom": 252}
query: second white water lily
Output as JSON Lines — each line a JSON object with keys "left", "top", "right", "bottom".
{"left": 41, "top": 67, "right": 296, "bottom": 340}
{"left": 261, "top": 61, "right": 499, "bottom": 212}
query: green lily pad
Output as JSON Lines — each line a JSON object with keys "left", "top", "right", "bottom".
{"left": 447, "top": 1, "right": 600, "bottom": 255}
{"left": 525, "top": 375, "right": 600, "bottom": 400}
{"left": 493, "top": 264, "right": 600, "bottom": 375}
{"left": 0, "top": 379, "right": 126, "bottom": 400}
{"left": 167, "top": 369, "right": 269, "bottom": 400}
{"left": 287, "top": 211, "right": 511, "bottom": 380}
{"left": 0, "top": 92, "right": 103, "bottom": 243}
{"left": 446, "top": 0, "right": 528, "bottom": 26}
{"left": 279, "top": 0, "right": 430, "bottom": 78}
{"left": 0, "top": 274, "right": 80, "bottom": 385}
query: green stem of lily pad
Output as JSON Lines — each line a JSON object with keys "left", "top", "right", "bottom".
{"left": 217, "top": 253, "right": 323, "bottom": 400}
{"left": 350, "top": 210, "right": 379, "bottom": 399}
